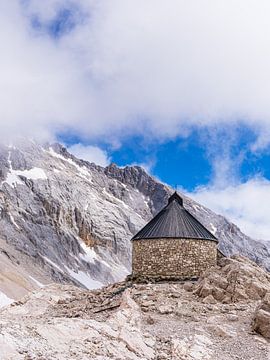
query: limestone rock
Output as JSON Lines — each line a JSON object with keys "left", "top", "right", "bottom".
{"left": 183, "top": 281, "right": 194, "bottom": 292}
{"left": 194, "top": 256, "right": 270, "bottom": 303}
{"left": 253, "top": 292, "right": 270, "bottom": 340}
{"left": 208, "top": 324, "right": 236, "bottom": 338}
{"left": 157, "top": 304, "right": 174, "bottom": 314}
{"left": 0, "top": 271, "right": 270, "bottom": 360}
{"left": 227, "top": 314, "right": 239, "bottom": 322}
{"left": 146, "top": 315, "right": 155, "bottom": 325}
{"left": 202, "top": 295, "right": 217, "bottom": 304}
{"left": 172, "top": 333, "right": 213, "bottom": 360}
{"left": 0, "top": 286, "right": 155, "bottom": 360}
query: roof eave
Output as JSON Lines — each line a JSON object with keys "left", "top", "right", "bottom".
{"left": 131, "top": 236, "right": 218, "bottom": 242}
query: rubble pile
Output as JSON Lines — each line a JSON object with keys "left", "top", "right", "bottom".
{"left": 48, "top": 281, "right": 132, "bottom": 320}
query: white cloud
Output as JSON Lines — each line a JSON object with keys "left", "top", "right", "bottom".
{"left": 2, "top": 1, "right": 270, "bottom": 146}
{"left": 186, "top": 177, "right": 270, "bottom": 241}
{"left": 68, "top": 143, "right": 110, "bottom": 167}
{"left": 2, "top": 2, "right": 270, "bottom": 242}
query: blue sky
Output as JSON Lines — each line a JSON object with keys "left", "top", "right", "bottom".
{"left": 39, "top": 2, "right": 270, "bottom": 191}
{"left": 61, "top": 132, "right": 212, "bottom": 190}
{"left": 60, "top": 126, "right": 270, "bottom": 192}
{"left": 2, "top": 1, "right": 270, "bottom": 240}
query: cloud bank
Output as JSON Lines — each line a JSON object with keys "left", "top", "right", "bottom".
{"left": 1, "top": 0, "right": 270, "bottom": 146}
{"left": 1, "top": 1, "right": 270, "bottom": 241}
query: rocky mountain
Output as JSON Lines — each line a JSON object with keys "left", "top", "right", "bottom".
{"left": 0, "top": 139, "right": 269, "bottom": 302}
{"left": 0, "top": 256, "right": 269, "bottom": 359}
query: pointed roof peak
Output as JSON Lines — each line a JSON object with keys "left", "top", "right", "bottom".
{"left": 168, "top": 191, "right": 183, "bottom": 206}
{"left": 132, "top": 192, "right": 217, "bottom": 242}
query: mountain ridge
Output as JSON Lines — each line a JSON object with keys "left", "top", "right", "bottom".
{"left": 0, "top": 139, "right": 269, "bottom": 302}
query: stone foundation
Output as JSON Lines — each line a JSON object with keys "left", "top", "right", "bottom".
{"left": 132, "top": 238, "right": 217, "bottom": 279}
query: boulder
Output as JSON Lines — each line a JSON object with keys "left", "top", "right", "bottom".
{"left": 202, "top": 295, "right": 217, "bottom": 304}
{"left": 172, "top": 333, "right": 213, "bottom": 360}
{"left": 194, "top": 256, "right": 270, "bottom": 303}
{"left": 227, "top": 314, "right": 239, "bottom": 322}
{"left": 208, "top": 324, "right": 236, "bottom": 338}
{"left": 157, "top": 304, "right": 174, "bottom": 314}
{"left": 183, "top": 282, "right": 194, "bottom": 292}
{"left": 253, "top": 292, "right": 270, "bottom": 340}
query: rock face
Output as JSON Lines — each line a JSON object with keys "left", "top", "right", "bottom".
{"left": 0, "top": 256, "right": 269, "bottom": 359}
{"left": 194, "top": 256, "right": 270, "bottom": 303}
{"left": 0, "top": 139, "right": 269, "bottom": 301}
{"left": 253, "top": 292, "right": 270, "bottom": 340}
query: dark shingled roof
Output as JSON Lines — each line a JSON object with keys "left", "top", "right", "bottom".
{"left": 132, "top": 192, "right": 218, "bottom": 242}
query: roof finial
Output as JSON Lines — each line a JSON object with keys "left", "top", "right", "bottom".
{"left": 168, "top": 191, "right": 183, "bottom": 206}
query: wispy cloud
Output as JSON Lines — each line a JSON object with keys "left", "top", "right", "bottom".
{"left": 68, "top": 143, "right": 111, "bottom": 167}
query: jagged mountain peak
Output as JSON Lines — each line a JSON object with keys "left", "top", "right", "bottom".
{"left": 0, "top": 139, "right": 269, "bottom": 303}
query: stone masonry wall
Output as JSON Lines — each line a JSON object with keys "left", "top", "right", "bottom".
{"left": 132, "top": 238, "right": 217, "bottom": 279}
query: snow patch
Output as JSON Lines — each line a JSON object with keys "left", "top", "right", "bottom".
{"left": 210, "top": 223, "right": 217, "bottom": 235}
{"left": 79, "top": 243, "right": 98, "bottom": 263}
{"left": 43, "top": 254, "right": 102, "bottom": 290}
{"left": 42, "top": 256, "right": 63, "bottom": 273}
{"left": 48, "top": 148, "right": 92, "bottom": 182}
{"left": 110, "top": 263, "right": 130, "bottom": 280}
{"left": 102, "top": 189, "right": 129, "bottom": 209}
{"left": 79, "top": 242, "right": 110, "bottom": 268}
{"left": 8, "top": 213, "right": 20, "bottom": 229}
{"left": 3, "top": 167, "right": 47, "bottom": 187}
{"left": 65, "top": 266, "right": 102, "bottom": 290}
{"left": 29, "top": 276, "right": 44, "bottom": 288}
{"left": 4, "top": 172, "right": 24, "bottom": 187}
{"left": 0, "top": 291, "right": 14, "bottom": 308}
{"left": 15, "top": 168, "right": 47, "bottom": 180}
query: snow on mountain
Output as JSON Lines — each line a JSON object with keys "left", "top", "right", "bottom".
{"left": 0, "top": 291, "right": 13, "bottom": 308}
{"left": 0, "top": 139, "right": 269, "bottom": 299}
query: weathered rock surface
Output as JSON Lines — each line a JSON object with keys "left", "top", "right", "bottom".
{"left": 194, "top": 255, "right": 270, "bottom": 303}
{"left": 0, "top": 256, "right": 269, "bottom": 359}
{"left": 0, "top": 287, "right": 154, "bottom": 360}
{"left": 253, "top": 292, "right": 270, "bottom": 340}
